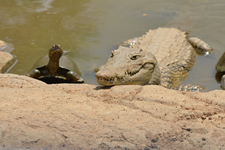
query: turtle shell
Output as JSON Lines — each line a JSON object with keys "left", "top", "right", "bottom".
{"left": 32, "top": 54, "right": 82, "bottom": 77}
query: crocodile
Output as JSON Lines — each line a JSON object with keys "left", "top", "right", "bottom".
{"left": 95, "top": 27, "right": 213, "bottom": 91}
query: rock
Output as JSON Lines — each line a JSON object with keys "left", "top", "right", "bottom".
{"left": 0, "top": 40, "right": 14, "bottom": 53}
{"left": 0, "top": 51, "right": 16, "bottom": 73}
{"left": 0, "top": 40, "right": 5, "bottom": 47}
{"left": 0, "top": 74, "right": 225, "bottom": 149}
{"left": 0, "top": 40, "right": 16, "bottom": 73}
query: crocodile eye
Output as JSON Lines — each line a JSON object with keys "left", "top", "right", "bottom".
{"left": 130, "top": 54, "right": 140, "bottom": 60}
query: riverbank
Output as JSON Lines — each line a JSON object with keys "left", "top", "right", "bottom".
{"left": 0, "top": 74, "right": 225, "bottom": 149}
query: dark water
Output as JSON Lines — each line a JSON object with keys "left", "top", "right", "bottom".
{"left": 0, "top": 0, "right": 225, "bottom": 91}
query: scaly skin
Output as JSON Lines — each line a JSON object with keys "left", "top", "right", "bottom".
{"left": 96, "top": 28, "right": 213, "bottom": 91}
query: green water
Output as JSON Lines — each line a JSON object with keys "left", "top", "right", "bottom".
{"left": 0, "top": 0, "right": 225, "bottom": 91}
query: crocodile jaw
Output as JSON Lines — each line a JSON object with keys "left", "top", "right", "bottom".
{"left": 96, "top": 63, "right": 154, "bottom": 86}
{"left": 95, "top": 47, "right": 158, "bottom": 86}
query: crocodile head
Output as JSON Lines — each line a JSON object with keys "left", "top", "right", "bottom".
{"left": 95, "top": 46, "right": 160, "bottom": 86}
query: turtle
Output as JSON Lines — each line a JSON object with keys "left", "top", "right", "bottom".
{"left": 26, "top": 45, "right": 84, "bottom": 84}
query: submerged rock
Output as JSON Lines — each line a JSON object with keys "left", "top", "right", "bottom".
{"left": 0, "top": 40, "right": 14, "bottom": 53}
{"left": 0, "top": 40, "right": 16, "bottom": 73}
{"left": 0, "top": 51, "right": 16, "bottom": 73}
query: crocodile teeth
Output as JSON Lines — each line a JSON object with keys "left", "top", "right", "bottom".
{"left": 96, "top": 76, "right": 125, "bottom": 85}
{"left": 96, "top": 70, "right": 140, "bottom": 85}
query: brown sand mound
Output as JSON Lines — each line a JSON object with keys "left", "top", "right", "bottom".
{"left": 0, "top": 74, "right": 225, "bottom": 149}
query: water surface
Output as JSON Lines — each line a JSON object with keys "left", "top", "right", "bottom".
{"left": 0, "top": 0, "right": 225, "bottom": 91}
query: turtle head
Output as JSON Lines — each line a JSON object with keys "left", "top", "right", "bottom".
{"left": 49, "top": 45, "right": 63, "bottom": 61}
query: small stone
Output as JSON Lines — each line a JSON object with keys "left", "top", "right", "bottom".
{"left": 201, "top": 115, "right": 207, "bottom": 120}
{"left": 151, "top": 137, "right": 158, "bottom": 143}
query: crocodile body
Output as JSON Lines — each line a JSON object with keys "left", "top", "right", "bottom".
{"left": 95, "top": 27, "right": 212, "bottom": 91}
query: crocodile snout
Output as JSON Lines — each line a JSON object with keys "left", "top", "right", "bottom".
{"left": 95, "top": 69, "right": 115, "bottom": 80}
